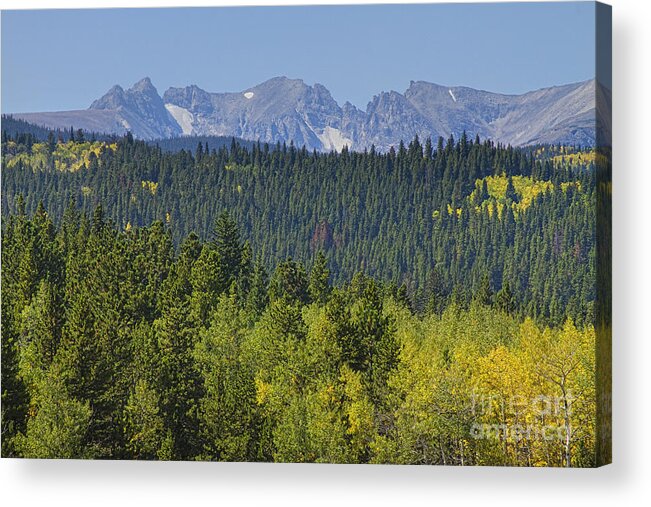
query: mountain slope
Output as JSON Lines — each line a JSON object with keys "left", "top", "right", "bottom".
{"left": 163, "top": 76, "right": 353, "bottom": 151}
{"left": 88, "top": 77, "right": 182, "bottom": 138}
{"left": 10, "top": 76, "right": 603, "bottom": 150}
{"left": 14, "top": 78, "right": 182, "bottom": 140}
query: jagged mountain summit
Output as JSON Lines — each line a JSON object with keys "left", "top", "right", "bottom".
{"left": 162, "top": 77, "right": 352, "bottom": 152}
{"left": 89, "top": 77, "right": 182, "bottom": 138}
{"left": 14, "top": 78, "right": 182, "bottom": 140}
{"left": 12, "top": 76, "right": 601, "bottom": 150}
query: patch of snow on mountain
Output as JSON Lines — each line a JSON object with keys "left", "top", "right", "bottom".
{"left": 316, "top": 126, "right": 353, "bottom": 152}
{"left": 244, "top": 92, "right": 255, "bottom": 99}
{"left": 448, "top": 89, "right": 457, "bottom": 103}
{"left": 165, "top": 104, "right": 194, "bottom": 135}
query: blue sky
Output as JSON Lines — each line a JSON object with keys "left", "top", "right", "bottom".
{"left": 2, "top": 2, "right": 596, "bottom": 113}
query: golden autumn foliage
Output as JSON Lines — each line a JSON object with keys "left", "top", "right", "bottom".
{"left": 532, "top": 145, "right": 598, "bottom": 169}
{"left": 141, "top": 180, "right": 159, "bottom": 195}
{"left": 551, "top": 150, "right": 597, "bottom": 166}
{"left": 374, "top": 303, "right": 596, "bottom": 467}
{"left": 471, "top": 175, "right": 553, "bottom": 211}
{"left": 444, "top": 175, "right": 586, "bottom": 222}
{"left": 3, "top": 140, "right": 117, "bottom": 173}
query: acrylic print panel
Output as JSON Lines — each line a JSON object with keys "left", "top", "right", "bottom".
{"left": 0, "top": 2, "right": 611, "bottom": 467}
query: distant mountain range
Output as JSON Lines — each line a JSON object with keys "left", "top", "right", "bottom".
{"left": 11, "top": 76, "right": 606, "bottom": 151}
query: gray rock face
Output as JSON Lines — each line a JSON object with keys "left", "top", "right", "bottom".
{"left": 163, "top": 77, "right": 353, "bottom": 151}
{"left": 12, "top": 76, "right": 604, "bottom": 150}
{"left": 359, "top": 90, "right": 433, "bottom": 151}
{"left": 12, "top": 78, "right": 181, "bottom": 140}
{"left": 362, "top": 79, "right": 601, "bottom": 150}
{"left": 489, "top": 80, "right": 598, "bottom": 147}
{"left": 89, "top": 77, "right": 182, "bottom": 139}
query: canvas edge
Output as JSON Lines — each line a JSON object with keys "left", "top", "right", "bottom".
{"left": 595, "top": 0, "right": 612, "bottom": 468}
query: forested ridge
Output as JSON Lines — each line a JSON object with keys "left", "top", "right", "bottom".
{"left": 1, "top": 128, "right": 599, "bottom": 465}
{"left": 2, "top": 130, "right": 597, "bottom": 326}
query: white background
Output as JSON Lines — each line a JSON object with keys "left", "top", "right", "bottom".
{"left": 0, "top": 0, "right": 649, "bottom": 505}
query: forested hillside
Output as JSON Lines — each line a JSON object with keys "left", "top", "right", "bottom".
{"left": 1, "top": 115, "right": 75, "bottom": 142}
{"left": 1, "top": 114, "right": 112, "bottom": 143}
{"left": 2, "top": 131, "right": 596, "bottom": 326}
{"left": 150, "top": 134, "right": 255, "bottom": 153}
{"left": 1, "top": 206, "right": 596, "bottom": 465}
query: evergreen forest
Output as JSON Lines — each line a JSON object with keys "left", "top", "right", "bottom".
{"left": 1, "top": 127, "right": 601, "bottom": 466}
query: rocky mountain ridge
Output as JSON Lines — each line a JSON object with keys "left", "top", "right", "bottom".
{"left": 12, "top": 76, "right": 603, "bottom": 150}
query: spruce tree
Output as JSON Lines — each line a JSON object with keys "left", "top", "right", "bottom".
{"left": 212, "top": 211, "right": 243, "bottom": 290}
{"left": 495, "top": 281, "right": 514, "bottom": 314}
{"left": 308, "top": 251, "right": 331, "bottom": 305}
{"left": 475, "top": 273, "right": 493, "bottom": 306}
{"left": 505, "top": 175, "right": 518, "bottom": 202}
